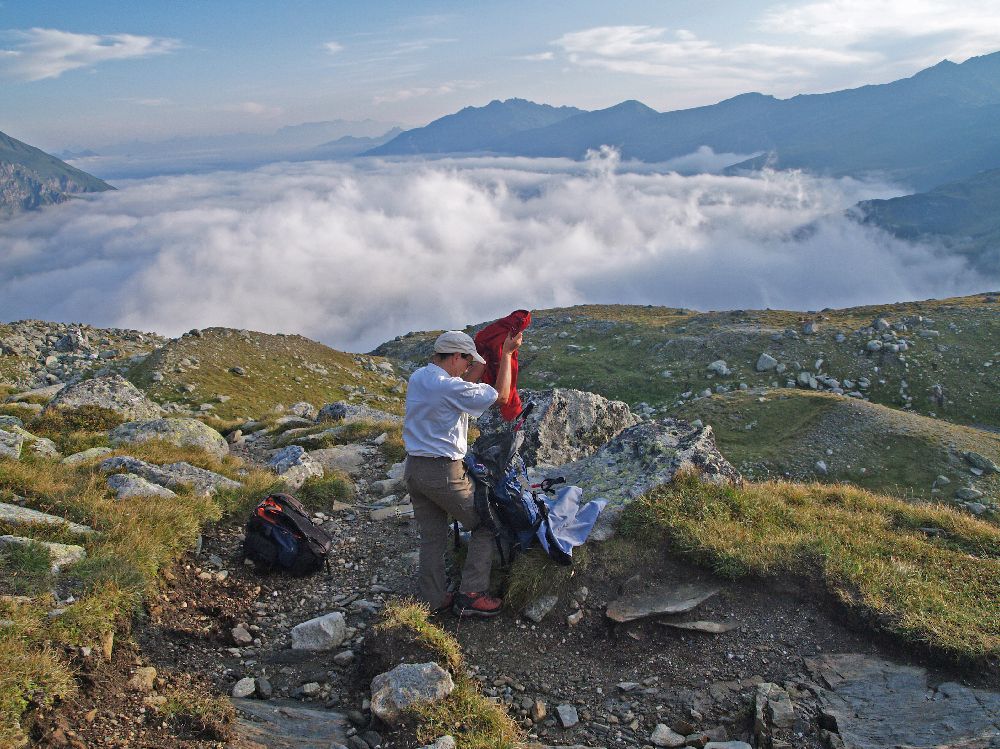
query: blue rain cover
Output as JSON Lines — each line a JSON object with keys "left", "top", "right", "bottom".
{"left": 534, "top": 485, "right": 607, "bottom": 560}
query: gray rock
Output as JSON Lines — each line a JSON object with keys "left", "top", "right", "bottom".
{"left": 866, "top": 340, "right": 883, "bottom": 352}
{"left": 707, "top": 360, "right": 731, "bottom": 377}
{"left": 607, "top": 581, "right": 719, "bottom": 623}
{"left": 289, "top": 401, "right": 318, "bottom": 419}
{"left": 0, "top": 535, "right": 86, "bottom": 572}
{"left": 0, "top": 429, "right": 24, "bottom": 460}
{"left": 522, "top": 594, "right": 559, "bottom": 623}
{"left": 531, "top": 418, "right": 739, "bottom": 507}
{"left": 0, "top": 416, "right": 24, "bottom": 429}
{"left": 47, "top": 374, "right": 161, "bottom": 420}
{"left": 291, "top": 612, "right": 347, "bottom": 651}
{"left": 107, "top": 473, "right": 178, "bottom": 500}
{"left": 0, "top": 501, "right": 95, "bottom": 535}
{"left": 755, "top": 353, "right": 778, "bottom": 372}
{"left": 100, "top": 456, "right": 240, "bottom": 496}
{"left": 109, "top": 418, "right": 228, "bottom": 460}
{"left": 307, "top": 444, "right": 372, "bottom": 476}
{"left": 555, "top": 703, "right": 579, "bottom": 728}
{"left": 370, "top": 662, "right": 455, "bottom": 726}
{"left": 232, "top": 677, "right": 256, "bottom": 699}
{"left": 419, "top": 737, "right": 456, "bottom": 749}
{"left": 477, "top": 388, "right": 640, "bottom": 468}
{"left": 267, "top": 446, "right": 324, "bottom": 490}
{"left": 963, "top": 451, "right": 998, "bottom": 475}
{"left": 254, "top": 677, "right": 273, "bottom": 700}
{"left": 28, "top": 437, "right": 60, "bottom": 459}
{"left": 650, "top": 723, "right": 686, "bottom": 747}
{"left": 704, "top": 743, "right": 752, "bottom": 749}
{"left": 317, "top": 401, "right": 401, "bottom": 425}
{"left": 232, "top": 698, "right": 349, "bottom": 746}
{"left": 231, "top": 625, "right": 253, "bottom": 645}
{"left": 755, "top": 682, "right": 795, "bottom": 742}
{"left": 4, "top": 384, "right": 64, "bottom": 404}
{"left": 815, "top": 460, "right": 829, "bottom": 475}
{"left": 954, "top": 487, "right": 984, "bottom": 501}
{"left": 806, "top": 653, "right": 1000, "bottom": 749}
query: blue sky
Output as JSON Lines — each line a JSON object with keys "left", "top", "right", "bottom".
{"left": 4, "top": 0, "right": 1000, "bottom": 150}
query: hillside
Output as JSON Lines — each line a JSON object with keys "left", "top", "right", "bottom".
{"left": 363, "top": 52, "right": 1000, "bottom": 191}
{"left": 0, "top": 130, "right": 114, "bottom": 216}
{"left": 857, "top": 167, "right": 1000, "bottom": 274}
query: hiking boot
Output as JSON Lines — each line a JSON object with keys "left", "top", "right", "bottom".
{"left": 431, "top": 592, "right": 454, "bottom": 614}
{"left": 452, "top": 591, "right": 502, "bottom": 618}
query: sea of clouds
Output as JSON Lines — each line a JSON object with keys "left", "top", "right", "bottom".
{"left": 0, "top": 151, "right": 993, "bottom": 352}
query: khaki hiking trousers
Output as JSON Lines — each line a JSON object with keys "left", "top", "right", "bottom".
{"left": 404, "top": 455, "right": 494, "bottom": 608}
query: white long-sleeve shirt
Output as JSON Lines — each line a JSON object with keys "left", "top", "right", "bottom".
{"left": 403, "top": 363, "right": 498, "bottom": 459}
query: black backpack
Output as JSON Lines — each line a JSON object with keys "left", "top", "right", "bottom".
{"left": 243, "top": 493, "right": 333, "bottom": 576}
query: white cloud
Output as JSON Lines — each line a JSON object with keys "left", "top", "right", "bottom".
{"left": 0, "top": 27, "right": 180, "bottom": 81}
{"left": 0, "top": 157, "right": 990, "bottom": 352}
{"left": 373, "top": 79, "right": 480, "bottom": 104}
{"left": 515, "top": 51, "right": 555, "bottom": 62}
{"left": 323, "top": 41, "right": 344, "bottom": 54}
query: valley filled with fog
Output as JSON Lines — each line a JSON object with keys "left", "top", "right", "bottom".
{"left": 0, "top": 152, "right": 990, "bottom": 352}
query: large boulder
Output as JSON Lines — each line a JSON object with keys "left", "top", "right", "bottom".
{"left": 478, "top": 388, "right": 641, "bottom": 468}
{"left": 370, "top": 662, "right": 455, "bottom": 726}
{"left": 109, "top": 418, "right": 228, "bottom": 460}
{"left": 47, "top": 374, "right": 161, "bottom": 420}
{"left": 317, "top": 401, "right": 402, "bottom": 425}
{"left": 107, "top": 473, "right": 177, "bottom": 500}
{"left": 529, "top": 418, "right": 740, "bottom": 506}
{"left": 0, "top": 502, "right": 95, "bottom": 536}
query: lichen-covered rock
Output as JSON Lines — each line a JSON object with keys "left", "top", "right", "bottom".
{"left": 370, "top": 662, "right": 455, "bottom": 726}
{"left": 529, "top": 418, "right": 740, "bottom": 506}
{"left": 478, "top": 388, "right": 640, "bottom": 468}
{"left": 0, "top": 429, "right": 24, "bottom": 460}
{"left": 47, "top": 374, "right": 162, "bottom": 420}
{"left": 308, "top": 444, "right": 377, "bottom": 476}
{"left": 317, "top": 401, "right": 401, "bottom": 425}
{"left": 99, "top": 456, "right": 240, "bottom": 496}
{"left": 107, "top": 473, "right": 178, "bottom": 500}
{"left": 288, "top": 401, "right": 318, "bottom": 420}
{"left": 0, "top": 501, "right": 95, "bottom": 535}
{"left": 61, "top": 447, "right": 114, "bottom": 465}
{"left": 109, "top": 418, "right": 228, "bottom": 460}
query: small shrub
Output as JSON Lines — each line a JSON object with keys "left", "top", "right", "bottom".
{"left": 297, "top": 473, "right": 354, "bottom": 511}
{"left": 0, "top": 540, "right": 52, "bottom": 596}
{"left": 158, "top": 689, "right": 235, "bottom": 741}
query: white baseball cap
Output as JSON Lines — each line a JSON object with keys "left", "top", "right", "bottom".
{"left": 433, "top": 330, "right": 486, "bottom": 364}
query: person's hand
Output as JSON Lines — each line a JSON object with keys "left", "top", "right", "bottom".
{"left": 501, "top": 331, "right": 523, "bottom": 355}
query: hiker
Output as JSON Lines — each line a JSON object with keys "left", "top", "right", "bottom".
{"left": 403, "top": 329, "right": 522, "bottom": 617}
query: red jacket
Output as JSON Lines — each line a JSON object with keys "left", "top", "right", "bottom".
{"left": 474, "top": 310, "right": 531, "bottom": 421}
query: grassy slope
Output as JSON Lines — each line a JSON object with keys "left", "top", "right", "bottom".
{"left": 675, "top": 389, "right": 1000, "bottom": 502}
{"left": 128, "top": 327, "right": 405, "bottom": 422}
{"left": 374, "top": 293, "right": 1000, "bottom": 430}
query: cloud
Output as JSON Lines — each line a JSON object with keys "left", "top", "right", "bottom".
{"left": 0, "top": 27, "right": 180, "bottom": 81}
{"left": 323, "top": 41, "right": 344, "bottom": 55}
{"left": 553, "top": 3, "right": 1000, "bottom": 94}
{"left": 0, "top": 157, "right": 991, "bottom": 353}
{"left": 373, "top": 79, "right": 480, "bottom": 104}
{"left": 515, "top": 52, "right": 555, "bottom": 62}
{"left": 389, "top": 37, "right": 456, "bottom": 56}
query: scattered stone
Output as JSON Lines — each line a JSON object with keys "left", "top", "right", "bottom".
{"left": 555, "top": 703, "right": 579, "bottom": 728}
{"left": 230, "top": 366, "right": 247, "bottom": 376}
{"left": 291, "top": 612, "right": 347, "bottom": 651}
{"left": 308, "top": 444, "right": 376, "bottom": 476}
{"left": 109, "top": 418, "right": 229, "bottom": 460}
{"left": 566, "top": 609, "right": 584, "bottom": 626}
{"left": 232, "top": 677, "right": 257, "bottom": 699}
{"left": 607, "top": 581, "right": 719, "bottom": 623}
{"left": 530, "top": 699, "right": 547, "bottom": 722}
{"left": 708, "top": 360, "right": 731, "bottom": 377}
{"left": 659, "top": 620, "right": 740, "bottom": 634}
{"left": 100, "top": 456, "right": 241, "bottom": 496}
{"left": 815, "top": 460, "right": 829, "bottom": 475}
{"left": 954, "top": 487, "right": 983, "bottom": 501}
{"left": 650, "top": 723, "right": 686, "bottom": 747}
{"left": 231, "top": 625, "right": 253, "bottom": 645}
{"left": 107, "top": 473, "right": 178, "bottom": 500}
{"left": 523, "top": 594, "right": 559, "bottom": 623}
{"left": 267, "top": 446, "right": 324, "bottom": 490}
{"left": 300, "top": 682, "right": 321, "bottom": 697}
{"left": 370, "top": 662, "right": 455, "bottom": 726}
{"left": 704, "top": 743, "right": 751, "bottom": 749}
{"left": 866, "top": 340, "right": 883, "bottom": 352}
{"left": 128, "top": 666, "right": 157, "bottom": 693}
{"left": 46, "top": 374, "right": 161, "bottom": 420}
{"left": 333, "top": 650, "right": 355, "bottom": 667}
{"left": 254, "top": 677, "right": 273, "bottom": 700}
{"left": 419, "top": 736, "right": 456, "bottom": 749}
{"left": 755, "top": 354, "right": 778, "bottom": 372}
{"left": 962, "top": 451, "right": 998, "bottom": 474}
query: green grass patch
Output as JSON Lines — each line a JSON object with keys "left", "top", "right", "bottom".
{"left": 624, "top": 470, "right": 1000, "bottom": 661}
{"left": 0, "top": 539, "right": 52, "bottom": 596}
{"left": 376, "top": 602, "right": 521, "bottom": 748}
{"left": 504, "top": 547, "right": 590, "bottom": 611}
{"left": 296, "top": 473, "right": 355, "bottom": 512}
{"left": 156, "top": 687, "right": 235, "bottom": 741}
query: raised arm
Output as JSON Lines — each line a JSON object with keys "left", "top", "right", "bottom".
{"left": 493, "top": 331, "right": 523, "bottom": 406}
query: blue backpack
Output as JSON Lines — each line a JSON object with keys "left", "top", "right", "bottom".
{"left": 466, "top": 405, "right": 570, "bottom": 566}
